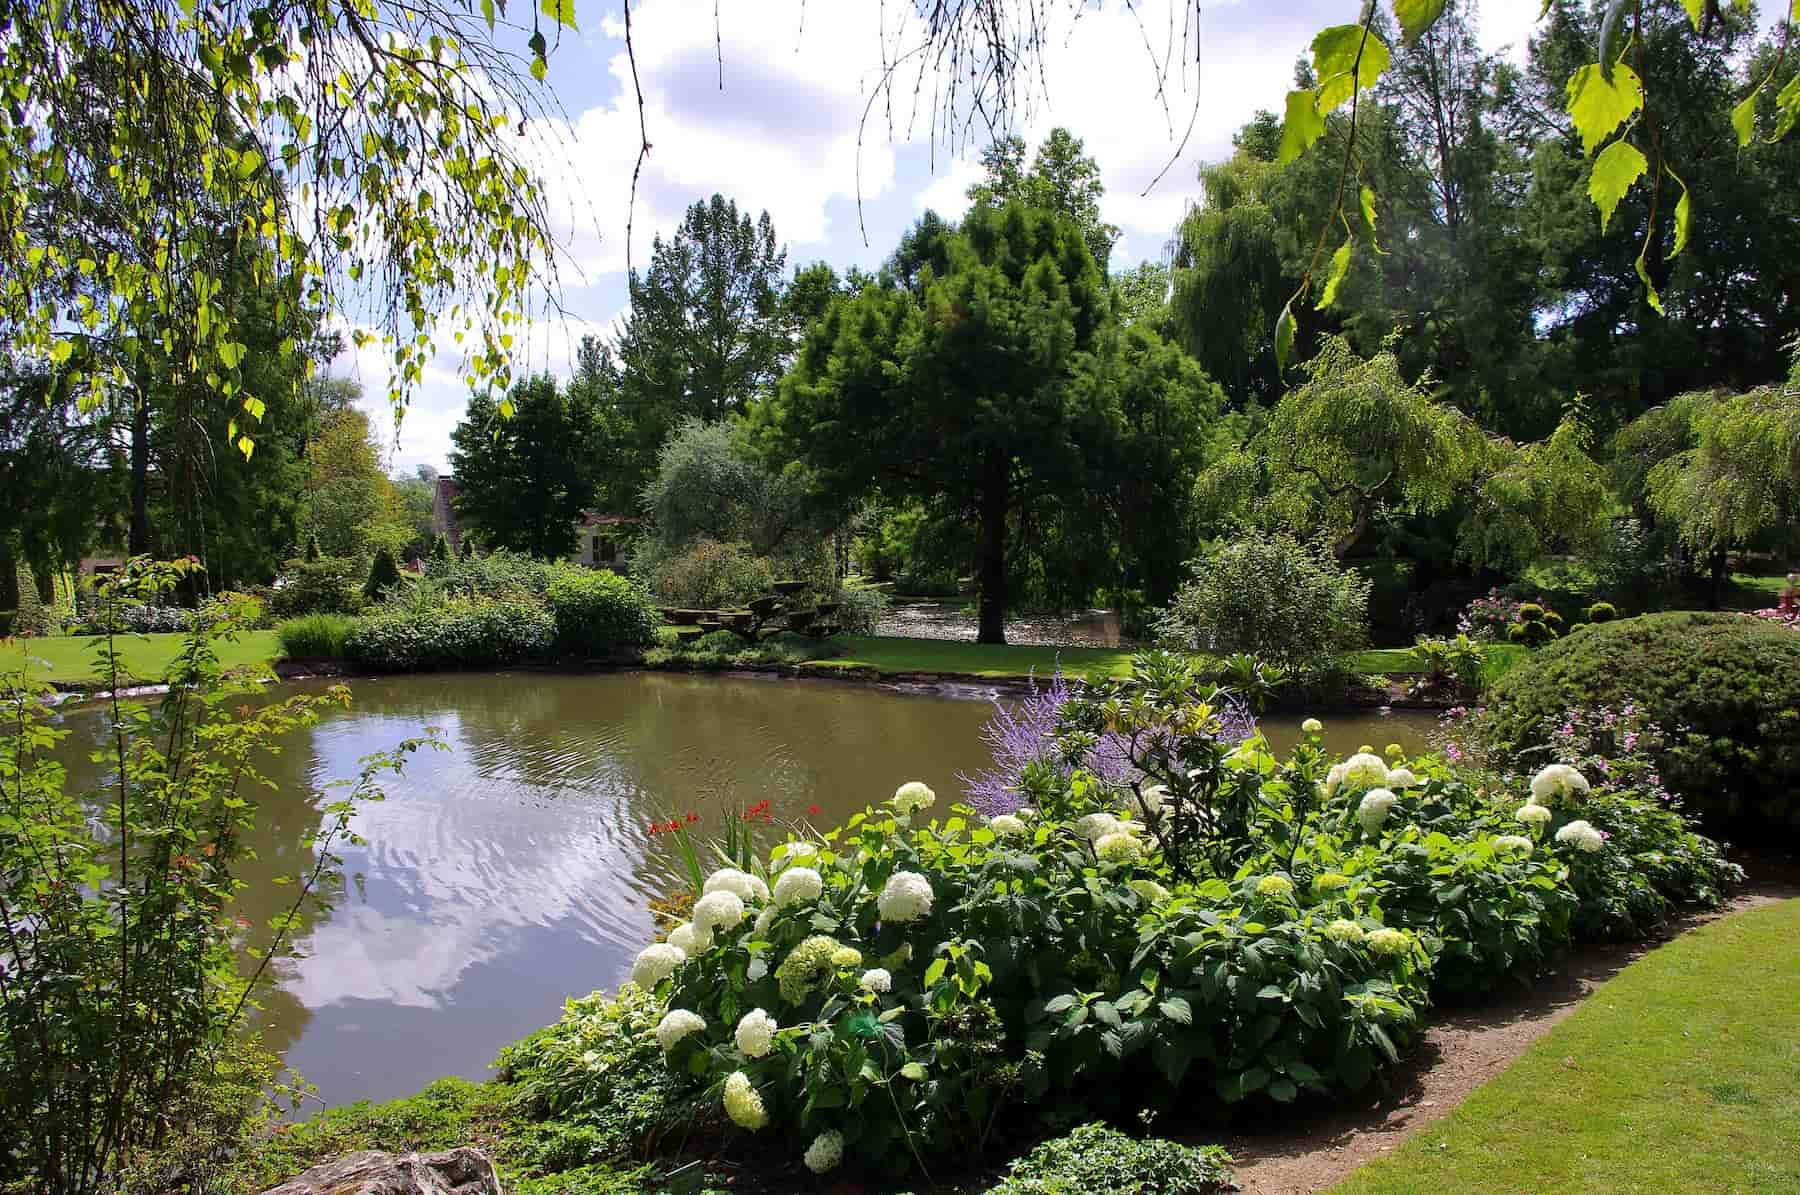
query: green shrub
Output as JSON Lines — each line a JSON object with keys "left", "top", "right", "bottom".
{"left": 365, "top": 546, "right": 404, "bottom": 602}
{"left": 497, "top": 986, "right": 698, "bottom": 1158}
{"left": 270, "top": 556, "right": 365, "bottom": 618}
{"left": 833, "top": 578, "right": 889, "bottom": 635}
{"left": 544, "top": 567, "right": 660, "bottom": 656}
{"left": 984, "top": 1122, "right": 1234, "bottom": 1194}
{"left": 1480, "top": 612, "right": 1800, "bottom": 830}
{"left": 1156, "top": 532, "right": 1370, "bottom": 677}
{"left": 1584, "top": 601, "right": 1618, "bottom": 623}
{"left": 420, "top": 548, "right": 548, "bottom": 600}
{"left": 277, "top": 613, "right": 357, "bottom": 659}
{"left": 1506, "top": 602, "right": 1562, "bottom": 647}
{"left": 642, "top": 538, "right": 774, "bottom": 609}
{"left": 345, "top": 595, "right": 555, "bottom": 671}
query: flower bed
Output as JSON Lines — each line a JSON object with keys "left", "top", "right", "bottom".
{"left": 498, "top": 651, "right": 1737, "bottom": 1185}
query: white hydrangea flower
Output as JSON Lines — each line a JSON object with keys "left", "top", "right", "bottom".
{"left": 1324, "top": 763, "right": 1348, "bottom": 795}
{"left": 655, "top": 1009, "right": 706, "bottom": 1052}
{"left": 859, "top": 967, "right": 893, "bottom": 993}
{"left": 1315, "top": 872, "right": 1351, "bottom": 892}
{"left": 631, "top": 942, "right": 686, "bottom": 990}
{"left": 1129, "top": 879, "right": 1170, "bottom": 904}
{"left": 734, "top": 1008, "right": 778, "bottom": 1058}
{"left": 752, "top": 905, "right": 776, "bottom": 936}
{"left": 773, "top": 866, "right": 824, "bottom": 908}
{"left": 746, "top": 874, "right": 770, "bottom": 903}
{"left": 1326, "top": 918, "right": 1365, "bottom": 945}
{"left": 989, "top": 813, "right": 1028, "bottom": 837}
{"left": 666, "top": 921, "right": 712, "bottom": 957}
{"left": 1493, "top": 834, "right": 1534, "bottom": 856}
{"left": 1515, "top": 802, "right": 1553, "bottom": 826}
{"left": 1343, "top": 752, "right": 1389, "bottom": 790}
{"left": 1256, "top": 874, "right": 1295, "bottom": 899}
{"left": 1357, "top": 788, "right": 1399, "bottom": 832}
{"left": 892, "top": 781, "right": 937, "bottom": 814}
{"left": 1367, "top": 927, "right": 1411, "bottom": 956}
{"left": 722, "top": 1070, "right": 768, "bottom": 1130}
{"left": 704, "top": 868, "right": 760, "bottom": 902}
{"left": 1555, "top": 818, "right": 1606, "bottom": 853}
{"left": 1301, "top": 717, "right": 1324, "bottom": 734}
{"left": 1076, "top": 812, "right": 1121, "bottom": 842}
{"left": 1530, "top": 764, "right": 1592, "bottom": 805}
{"left": 1385, "top": 768, "right": 1418, "bottom": 790}
{"left": 1133, "top": 785, "right": 1167, "bottom": 818}
{"left": 804, "top": 1130, "right": 845, "bottom": 1174}
{"left": 877, "top": 871, "right": 934, "bottom": 922}
{"left": 1014, "top": 806, "right": 1037, "bottom": 821}
{"left": 694, "top": 890, "right": 746, "bottom": 933}
{"left": 1094, "top": 831, "right": 1143, "bottom": 863}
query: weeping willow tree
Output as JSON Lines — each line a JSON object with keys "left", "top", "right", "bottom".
{"left": 0, "top": 0, "right": 573, "bottom": 456}
{"left": 1615, "top": 362, "right": 1800, "bottom": 592}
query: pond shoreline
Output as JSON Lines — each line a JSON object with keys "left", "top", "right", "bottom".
{"left": 34, "top": 652, "right": 1460, "bottom": 715}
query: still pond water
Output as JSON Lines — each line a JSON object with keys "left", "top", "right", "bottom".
{"left": 55, "top": 671, "right": 1434, "bottom": 1108}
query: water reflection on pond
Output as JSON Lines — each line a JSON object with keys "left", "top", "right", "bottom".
{"left": 50, "top": 671, "right": 1436, "bottom": 1108}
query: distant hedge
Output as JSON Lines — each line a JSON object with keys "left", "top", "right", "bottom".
{"left": 544, "top": 566, "right": 660, "bottom": 656}
{"left": 345, "top": 595, "right": 554, "bottom": 672}
{"left": 1482, "top": 612, "right": 1800, "bottom": 831}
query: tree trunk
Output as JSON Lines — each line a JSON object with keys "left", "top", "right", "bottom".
{"left": 129, "top": 387, "right": 150, "bottom": 557}
{"left": 1707, "top": 548, "right": 1728, "bottom": 611}
{"left": 976, "top": 448, "right": 1009, "bottom": 645}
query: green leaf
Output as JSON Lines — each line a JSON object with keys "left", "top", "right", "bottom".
{"left": 1274, "top": 300, "right": 1297, "bottom": 373}
{"left": 1360, "top": 185, "right": 1382, "bottom": 253}
{"left": 1269, "top": 1077, "right": 1299, "bottom": 1102}
{"left": 1587, "top": 140, "right": 1647, "bottom": 234}
{"left": 481, "top": 0, "right": 497, "bottom": 31}
{"left": 1668, "top": 167, "right": 1692, "bottom": 259}
{"left": 923, "top": 958, "right": 948, "bottom": 987}
{"left": 1635, "top": 243, "right": 1664, "bottom": 316}
{"left": 1774, "top": 71, "right": 1800, "bottom": 141}
{"left": 1158, "top": 996, "right": 1193, "bottom": 1025}
{"left": 1678, "top": 0, "right": 1705, "bottom": 28}
{"left": 1278, "top": 89, "right": 1326, "bottom": 166}
{"left": 899, "top": 1061, "right": 927, "bottom": 1081}
{"left": 1312, "top": 25, "right": 1392, "bottom": 114}
{"left": 1566, "top": 62, "right": 1644, "bottom": 156}
{"left": 218, "top": 341, "right": 246, "bottom": 369}
{"left": 1393, "top": 0, "right": 1448, "bottom": 45}
{"left": 1732, "top": 87, "right": 1760, "bottom": 147}
{"left": 1316, "top": 238, "right": 1354, "bottom": 310}
{"left": 540, "top": 0, "right": 577, "bottom": 29}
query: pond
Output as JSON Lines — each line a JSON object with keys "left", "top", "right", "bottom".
{"left": 47, "top": 671, "right": 1437, "bottom": 1109}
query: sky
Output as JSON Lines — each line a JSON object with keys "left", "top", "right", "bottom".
{"left": 341, "top": 0, "right": 1551, "bottom": 475}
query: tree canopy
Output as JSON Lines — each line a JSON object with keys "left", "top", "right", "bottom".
{"left": 449, "top": 373, "right": 608, "bottom": 559}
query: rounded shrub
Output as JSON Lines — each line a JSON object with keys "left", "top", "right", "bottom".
{"left": 1482, "top": 612, "right": 1800, "bottom": 830}
{"left": 1584, "top": 601, "right": 1618, "bottom": 624}
{"left": 344, "top": 595, "right": 554, "bottom": 671}
{"left": 1506, "top": 602, "right": 1562, "bottom": 646}
{"left": 544, "top": 566, "right": 660, "bottom": 655}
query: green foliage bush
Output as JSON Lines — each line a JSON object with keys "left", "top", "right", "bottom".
{"left": 1156, "top": 533, "right": 1370, "bottom": 677}
{"left": 277, "top": 613, "right": 357, "bottom": 659}
{"left": 1506, "top": 602, "right": 1563, "bottom": 647}
{"left": 1479, "top": 612, "right": 1800, "bottom": 830}
{"left": 345, "top": 595, "right": 555, "bottom": 672}
{"left": 419, "top": 548, "right": 550, "bottom": 600}
{"left": 270, "top": 556, "right": 366, "bottom": 618}
{"left": 983, "top": 1122, "right": 1234, "bottom": 1194}
{"left": 543, "top": 566, "right": 660, "bottom": 656}
{"left": 568, "top": 653, "right": 1734, "bottom": 1180}
{"left": 365, "top": 546, "right": 403, "bottom": 602}
{"left": 1585, "top": 601, "right": 1618, "bottom": 623}
{"left": 642, "top": 538, "right": 775, "bottom": 609}
{"left": 833, "top": 578, "right": 890, "bottom": 635}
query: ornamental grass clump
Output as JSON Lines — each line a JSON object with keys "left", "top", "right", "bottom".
{"left": 538, "top": 651, "right": 1739, "bottom": 1181}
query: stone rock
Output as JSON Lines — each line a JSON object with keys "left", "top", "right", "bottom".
{"left": 259, "top": 1147, "right": 502, "bottom": 1195}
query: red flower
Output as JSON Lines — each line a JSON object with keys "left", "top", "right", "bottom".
{"left": 647, "top": 822, "right": 660, "bottom": 836}
{"left": 807, "top": 804, "right": 822, "bottom": 817}
{"left": 686, "top": 812, "right": 700, "bottom": 824}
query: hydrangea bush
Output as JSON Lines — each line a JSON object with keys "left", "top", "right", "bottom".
{"left": 507, "top": 652, "right": 1739, "bottom": 1181}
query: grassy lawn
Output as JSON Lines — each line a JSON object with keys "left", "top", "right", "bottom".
{"left": 0, "top": 631, "right": 282, "bottom": 685}
{"left": 1331, "top": 898, "right": 1800, "bottom": 1195}
{"left": 1724, "top": 572, "right": 1792, "bottom": 610}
